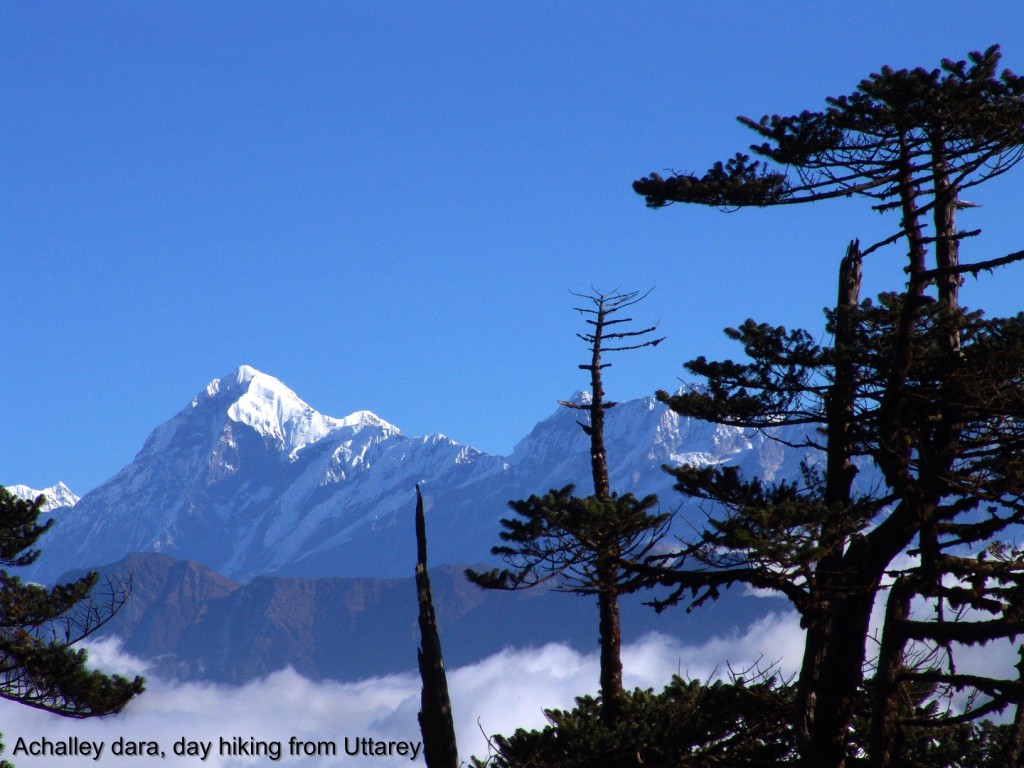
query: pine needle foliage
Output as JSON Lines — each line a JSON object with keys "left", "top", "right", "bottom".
{"left": 634, "top": 46, "right": 1024, "bottom": 768}
{"left": 0, "top": 487, "right": 144, "bottom": 766}
{"left": 472, "top": 674, "right": 797, "bottom": 768}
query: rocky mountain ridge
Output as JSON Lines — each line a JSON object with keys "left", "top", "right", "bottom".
{"left": 23, "top": 365, "right": 810, "bottom": 584}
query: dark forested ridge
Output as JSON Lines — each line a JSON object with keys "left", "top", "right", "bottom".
{"left": 68, "top": 552, "right": 783, "bottom": 684}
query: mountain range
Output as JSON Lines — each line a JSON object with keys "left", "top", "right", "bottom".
{"left": 22, "top": 365, "right": 808, "bottom": 585}
{"left": 9, "top": 364, "right": 811, "bottom": 681}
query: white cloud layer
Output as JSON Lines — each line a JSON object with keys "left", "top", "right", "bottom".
{"left": 0, "top": 612, "right": 807, "bottom": 768}
{"left": 4, "top": 592, "right": 1019, "bottom": 767}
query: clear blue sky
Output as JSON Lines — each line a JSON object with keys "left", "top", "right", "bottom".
{"left": 4, "top": 2, "right": 1024, "bottom": 493}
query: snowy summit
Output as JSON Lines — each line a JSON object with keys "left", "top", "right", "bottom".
{"left": 5, "top": 482, "right": 80, "bottom": 513}
{"left": 197, "top": 365, "right": 399, "bottom": 459}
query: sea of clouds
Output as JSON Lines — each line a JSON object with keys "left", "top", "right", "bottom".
{"left": 5, "top": 594, "right": 1016, "bottom": 768}
{"left": 0, "top": 611, "right": 805, "bottom": 767}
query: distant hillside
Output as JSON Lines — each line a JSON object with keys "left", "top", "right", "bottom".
{"left": 70, "top": 552, "right": 786, "bottom": 683}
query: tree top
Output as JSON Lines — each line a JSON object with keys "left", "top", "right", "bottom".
{"left": 633, "top": 45, "right": 1024, "bottom": 214}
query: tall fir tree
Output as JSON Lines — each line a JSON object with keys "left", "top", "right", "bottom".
{"left": 467, "top": 289, "right": 668, "bottom": 726}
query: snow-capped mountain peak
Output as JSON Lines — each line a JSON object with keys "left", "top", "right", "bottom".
{"left": 224, "top": 370, "right": 333, "bottom": 454}
{"left": 23, "top": 366, "right": 467, "bottom": 582}
{"left": 187, "top": 366, "right": 399, "bottom": 459}
{"left": 335, "top": 409, "right": 399, "bottom": 434}
{"left": 6, "top": 481, "right": 80, "bottom": 512}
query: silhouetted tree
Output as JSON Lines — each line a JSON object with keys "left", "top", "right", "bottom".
{"left": 415, "top": 485, "right": 459, "bottom": 768}
{"left": 0, "top": 487, "right": 144, "bottom": 766}
{"left": 474, "top": 672, "right": 796, "bottom": 768}
{"left": 634, "top": 47, "right": 1024, "bottom": 768}
{"left": 467, "top": 289, "right": 669, "bottom": 726}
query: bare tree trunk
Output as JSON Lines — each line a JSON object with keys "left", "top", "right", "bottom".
{"left": 929, "top": 127, "right": 961, "bottom": 317}
{"left": 869, "top": 576, "right": 913, "bottom": 768}
{"left": 796, "top": 242, "right": 863, "bottom": 762}
{"left": 415, "top": 485, "right": 459, "bottom": 768}
{"left": 804, "top": 588, "right": 876, "bottom": 768}
{"left": 824, "top": 241, "right": 863, "bottom": 509}
{"left": 582, "top": 294, "right": 612, "bottom": 498}
{"left": 597, "top": 560, "right": 624, "bottom": 727}
{"left": 587, "top": 299, "right": 622, "bottom": 726}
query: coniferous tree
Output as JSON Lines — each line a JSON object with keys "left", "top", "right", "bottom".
{"left": 467, "top": 289, "right": 669, "bottom": 726}
{"left": 0, "top": 487, "right": 144, "bottom": 765}
{"left": 633, "top": 47, "right": 1024, "bottom": 768}
{"left": 475, "top": 672, "right": 796, "bottom": 768}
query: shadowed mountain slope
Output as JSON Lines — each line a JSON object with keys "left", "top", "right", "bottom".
{"left": 72, "top": 552, "right": 785, "bottom": 683}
